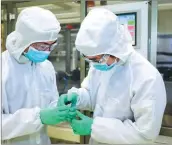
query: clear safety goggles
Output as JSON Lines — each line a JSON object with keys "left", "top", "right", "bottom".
{"left": 81, "top": 54, "right": 110, "bottom": 64}
{"left": 32, "top": 40, "right": 58, "bottom": 51}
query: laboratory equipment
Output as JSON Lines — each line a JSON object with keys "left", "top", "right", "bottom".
{"left": 157, "top": 34, "right": 172, "bottom": 136}
{"left": 116, "top": 12, "right": 137, "bottom": 46}
{"left": 157, "top": 34, "right": 172, "bottom": 81}
{"left": 49, "top": 25, "right": 81, "bottom": 95}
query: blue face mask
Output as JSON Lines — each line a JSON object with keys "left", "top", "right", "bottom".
{"left": 93, "top": 62, "right": 116, "bottom": 71}
{"left": 24, "top": 46, "right": 50, "bottom": 63}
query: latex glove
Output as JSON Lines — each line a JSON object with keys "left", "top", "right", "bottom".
{"left": 57, "top": 94, "right": 77, "bottom": 122}
{"left": 71, "top": 110, "right": 93, "bottom": 135}
{"left": 40, "top": 106, "right": 76, "bottom": 125}
{"left": 58, "top": 93, "right": 78, "bottom": 108}
{"left": 57, "top": 94, "right": 68, "bottom": 106}
{"left": 67, "top": 93, "right": 78, "bottom": 107}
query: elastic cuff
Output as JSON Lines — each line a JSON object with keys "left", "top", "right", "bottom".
{"left": 35, "top": 107, "right": 43, "bottom": 125}
{"left": 49, "top": 100, "right": 58, "bottom": 107}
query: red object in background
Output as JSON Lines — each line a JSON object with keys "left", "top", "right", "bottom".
{"left": 128, "top": 25, "right": 135, "bottom": 31}
{"left": 87, "top": 1, "right": 95, "bottom": 7}
{"left": 66, "top": 24, "right": 73, "bottom": 30}
{"left": 130, "top": 31, "right": 134, "bottom": 37}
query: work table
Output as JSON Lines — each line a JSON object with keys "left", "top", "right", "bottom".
{"left": 47, "top": 123, "right": 172, "bottom": 144}
{"left": 47, "top": 122, "right": 80, "bottom": 143}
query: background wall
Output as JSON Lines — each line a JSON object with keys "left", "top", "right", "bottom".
{"left": 158, "top": 9, "right": 172, "bottom": 34}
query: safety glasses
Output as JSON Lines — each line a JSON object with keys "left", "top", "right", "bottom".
{"left": 81, "top": 54, "right": 110, "bottom": 63}
{"left": 32, "top": 40, "right": 58, "bottom": 51}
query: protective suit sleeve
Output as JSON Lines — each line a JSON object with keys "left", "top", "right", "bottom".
{"left": 48, "top": 62, "right": 59, "bottom": 107}
{"left": 91, "top": 73, "right": 166, "bottom": 144}
{"left": 68, "top": 87, "right": 92, "bottom": 111}
{"left": 1, "top": 61, "right": 56, "bottom": 140}
{"left": 2, "top": 107, "right": 43, "bottom": 140}
{"left": 68, "top": 67, "right": 95, "bottom": 111}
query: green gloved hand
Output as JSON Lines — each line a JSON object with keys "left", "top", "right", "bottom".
{"left": 67, "top": 93, "right": 78, "bottom": 107}
{"left": 58, "top": 93, "right": 78, "bottom": 108}
{"left": 71, "top": 111, "right": 93, "bottom": 135}
{"left": 57, "top": 94, "right": 78, "bottom": 122}
{"left": 40, "top": 106, "right": 76, "bottom": 125}
{"left": 57, "top": 94, "right": 68, "bottom": 106}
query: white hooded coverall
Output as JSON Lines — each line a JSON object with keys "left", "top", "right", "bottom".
{"left": 2, "top": 7, "right": 60, "bottom": 145}
{"left": 68, "top": 8, "right": 167, "bottom": 144}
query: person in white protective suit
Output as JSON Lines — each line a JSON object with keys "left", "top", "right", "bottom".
{"left": 2, "top": 7, "right": 76, "bottom": 145}
{"left": 58, "top": 8, "right": 167, "bottom": 144}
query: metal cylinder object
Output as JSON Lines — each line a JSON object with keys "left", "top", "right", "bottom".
{"left": 65, "top": 29, "right": 71, "bottom": 74}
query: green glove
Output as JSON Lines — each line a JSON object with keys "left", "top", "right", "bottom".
{"left": 58, "top": 93, "right": 78, "bottom": 108}
{"left": 67, "top": 93, "right": 78, "bottom": 107}
{"left": 57, "top": 94, "right": 77, "bottom": 122}
{"left": 40, "top": 106, "right": 76, "bottom": 125}
{"left": 71, "top": 111, "right": 93, "bottom": 135}
{"left": 57, "top": 94, "right": 68, "bottom": 106}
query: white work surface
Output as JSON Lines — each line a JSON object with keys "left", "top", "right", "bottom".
{"left": 48, "top": 123, "right": 172, "bottom": 144}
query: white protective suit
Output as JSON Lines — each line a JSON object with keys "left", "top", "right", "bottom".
{"left": 68, "top": 8, "right": 167, "bottom": 144}
{"left": 2, "top": 7, "right": 60, "bottom": 145}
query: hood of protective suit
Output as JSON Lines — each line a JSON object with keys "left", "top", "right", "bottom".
{"left": 75, "top": 8, "right": 134, "bottom": 63}
{"left": 6, "top": 7, "right": 61, "bottom": 63}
